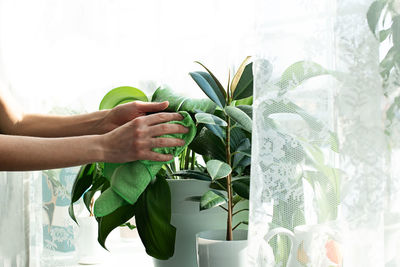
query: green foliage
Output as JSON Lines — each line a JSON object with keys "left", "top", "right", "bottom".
{"left": 200, "top": 190, "right": 228, "bottom": 210}
{"left": 225, "top": 106, "right": 252, "bottom": 133}
{"left": 206, "top": 160, "right": 232, "bottom": 180}
{"left": 189, "top": 71, "right": 226, "bottom": 108}
{"left": 99, "top": 86, "right": 148, "bottom": 110}
{"left": 134, "top": 176, "right": 176, "bottom": 260}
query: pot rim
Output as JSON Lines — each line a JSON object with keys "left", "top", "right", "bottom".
{"left": 196, "top": 229, "right": 248, "bottom": 242}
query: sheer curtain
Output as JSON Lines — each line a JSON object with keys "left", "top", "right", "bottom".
{"left": 0, "top": 0, "right": 255, "bottom": 266}
{"left": 249, "top": 0, "right": 399, "bottom": 266}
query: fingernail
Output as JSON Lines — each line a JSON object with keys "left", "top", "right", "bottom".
{"left": 180, "top": 139, "right": 186, "bottom": 145}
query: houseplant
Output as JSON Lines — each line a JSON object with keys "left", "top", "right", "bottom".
{"left": 69, "top": 85, "right": 228, "bottom": 266}
{"left": 171, "top": 57, "right": 256, "bottom": 267}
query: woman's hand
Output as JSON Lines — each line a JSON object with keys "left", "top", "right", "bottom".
{"left": 100, "top": 112, "right": 189, "bottom": 163}
{"left": 100, "top": 101, "right": 171, "bottom": 133}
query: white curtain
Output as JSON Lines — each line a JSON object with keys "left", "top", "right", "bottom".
{"left": 0, "top": 0, "right": 255, "bottom": 266}
{"left": 249, "top": 0, "right": 400, "bottom": 266}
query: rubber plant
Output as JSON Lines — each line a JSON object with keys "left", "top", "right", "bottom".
{"left": 68, "top": 86, "right": 215, "bottom": 260}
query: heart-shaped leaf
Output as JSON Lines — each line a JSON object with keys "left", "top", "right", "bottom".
{"left": 225, "top": 106, "right": 252, "bottom": 133}
{"left": 206, "top": 160, "right": 232, "bottom": 180}
{"left": 200, "top": 190, "right": 228, "bottom": 210}
{"left": 99, "top": 86, "right": 148, "bottom": 110}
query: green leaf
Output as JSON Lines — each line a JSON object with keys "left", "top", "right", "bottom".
{"left": 277, "top": 61, "right": 329, "bottom": 90}
{"left": 232, "top": 178, "right": 250, "bottom": 199}
{"left": 379, "top": 28, "right": 392, "bottom": 42}
{"left": 135, "top": 176, "right": 176, "bottom": 260}
{"left": 151, "top": 87, "right": 216, "bottom": 113}
{"left": 200, "top": 190, "right": 228, "bottom": 210}
{"left": 98, "top": 204, "right": 136, "bottom": 249}
{"left": 195, "top": 113, "right": 227, "bottom": 126}
{"left": 83, "top": 176, "right": 107, "bottom": 214}
{"left": 120, "top": 222, "right": 136, "bottom": 230}
{"left": 232, "top": 62, "right": 257, "bottom": 100}
{"left": 236, "top": 105, "right": 253, "bottom": 119}
{"left": 195, "top": 61, "right": 227, "bottom": 100}
{"left": 172, "top": 170, "right": 212, "bottom": 181}
{"left": 230, "top": 127, "right": 248, "bottom": 152}
{"left": 234, "top": 96, "right": 253, "bottom": 106}
{"left": 233, "top": 139, "right": 251, "bottom": 170}
{"left": 204, "top": 123, "right": 225, "bottom": 140}
{"left": 367, "top": 0, "right": 386, "bottom": 36}
{"left": 94, "top": 188, "right": 129, "bottom": 217}
{"left": 69, "top": 164, "right": 95, "bottom": 223}
{"left": 392, "top": 15, "right": 400, "bottom": 50}
{"left": 231, "top": 57, "right": 251, "bottom": 96}
{"left": 189, "top": 71, "right": 226, "bottom": 108}
{"left": 189, "top": 127, "right": 226, "bottom": 161}
{"left": 99, "top": 86, "right": 148, "bottom": 110}
{"left": 225, "top": 106, "right": 252, "bottom": 133}
{"left": 206, "top": 160, "right": 232, "bottom": 180}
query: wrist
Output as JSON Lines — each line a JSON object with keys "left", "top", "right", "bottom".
{"left": 92, "top": 109, "right": 112, "bottom": 134}
{"left": 90, "top": 134, "right": 107, "bottom": 162}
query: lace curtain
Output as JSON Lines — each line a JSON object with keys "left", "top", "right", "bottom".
{"left": 249, "top": 0, "right": 400, "bottom": 266}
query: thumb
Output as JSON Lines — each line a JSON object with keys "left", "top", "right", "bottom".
{"left": 135, "top": 101, "right": 169, "bottom": 113}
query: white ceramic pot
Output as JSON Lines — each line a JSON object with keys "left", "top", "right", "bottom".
{"left": 152, "top": 179, "right": 226, "bottom": 267}
{"left": 196, "top": 229, "right": 248, "bottom": 267}
{"left": 76, "top": 217, "right": 105, "bottom": 265}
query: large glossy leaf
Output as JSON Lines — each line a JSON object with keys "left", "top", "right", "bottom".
{"left": 83, "top": 175, "right": 107, "bottom": 214}
{"left": 97, "top": 204, "right": 135, "bottom": 249}
{"left": 99, "top": 86, "right": 148, "bottom": 110}
{"left": 200, "top": 190, "right": 228, "bottom": 210}
{"left": 233, "top": 139, "right": 251, "bottom": 170}
{"left": 135, "top": 176, "right": 176, "bottom": 260}
{"left": 206, "top": 160, "right": 232, "bottom": 180}
{"left": 195, "top": 113, "right": 227, "bottom": 126}
{"left": 189, "top": 71, "right": 226, "bottom": 108}
{"left": 93, "top": 188, "right": 128, "bottom": 217}
{"left": 367, "top": 0, "right": 386, "bottom": 36}
{"left": 225, "top": 106, "right": 252, "bottom": 133}
{"left": 231, "top": 57, "right": 251, "bottom": 94}
{"left": 189, "top": 127, "right": 226, "bottom": 161}
{"left": 277, "top": 61, "right": 329, "bottom": 90}
{"left": 151, "top": 87, "right": 216, "bottom": 113}
{"left": 172, "top": 170, "right": 212, "bottom": 181}
{"left": 230, "top": 127, "right": 248, "bottom": 152}
{"left": 195, "top": 61, "right": 227, "bottom": 100}
{"left": 69, "top": 164, "right": 96, "bottom": 223}
{"left": 236, "top": 105, "right": 253, "bottom": 119}
{"left": 232, "top": 177, "right": 250, "bottom": 199}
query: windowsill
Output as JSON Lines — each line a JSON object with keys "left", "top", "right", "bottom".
{"left": 70, "top": 229, "right": 153, "bottom": 267}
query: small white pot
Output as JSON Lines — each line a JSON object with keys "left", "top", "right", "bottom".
{"left": 196, "top": 229, "right": 248, "bottom": 267}
{"left": 77, "top": 217, "right": 105, "bottom": 265}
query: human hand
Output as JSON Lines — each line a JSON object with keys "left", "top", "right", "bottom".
{"left": 100, "top": 101, "right": 170, "bottom": 133}
{"left": 100, "top": 112, "right": 189, "bottom": 162}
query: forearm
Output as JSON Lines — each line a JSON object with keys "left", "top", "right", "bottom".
{"left": 9, "top": 110, "right": 110, "bottom": 137}
{"left": 0, "top": 134, "right": 104, "bottom": 171}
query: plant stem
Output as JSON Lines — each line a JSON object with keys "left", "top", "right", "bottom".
{"left": 226, "top": 97, "right": 233, "bottom": 241}
{"left": 184, "top": 148, "right": 190, "bottom": 170}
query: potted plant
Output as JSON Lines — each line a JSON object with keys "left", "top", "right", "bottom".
{"left": 170, "top": 57, "right": 255, "bottom": 267}
{"left": 68, "top": 85, "right": 228, "bottom": 266}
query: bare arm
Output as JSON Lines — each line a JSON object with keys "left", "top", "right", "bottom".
{"left": 0, "top": 87, "right": 188, "bottom": 171}
{"left": 0, "top": 112, "right": 188, "bottom": 171}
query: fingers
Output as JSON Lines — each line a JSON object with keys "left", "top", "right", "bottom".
{"left": 142, "top": 112, "right": 184, "bottom": 126}
{"left": 149, "top": 123, "right": 189, "bottom": 137}
{"left": 142, "top": 151, "right": 174, "bottom": 162}
{"left": 150, "top": 138, "right": 185, "bottom": 148}
{"left": 134, "top": 101, "right": 169, "bottom": 113}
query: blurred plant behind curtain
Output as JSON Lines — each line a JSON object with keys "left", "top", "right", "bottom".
{"left": 249, "top": 0, "right": 400, "bottom": 266}
{"left": 0, "top": 0, "right": 255, "bottom": 266}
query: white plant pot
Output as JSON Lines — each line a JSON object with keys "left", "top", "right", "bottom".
{"left": 196, "top": 229, "right": 248, "bottom": 267}
{"left": 152, "top": 179, "right": 226, "bottom": 267}
{"left": 77, "top": 217, "right": 105, "bottom": 265}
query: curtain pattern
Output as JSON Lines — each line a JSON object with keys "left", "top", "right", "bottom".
{"left": 249, "top": 0, "right": 400, "bottom": 266}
